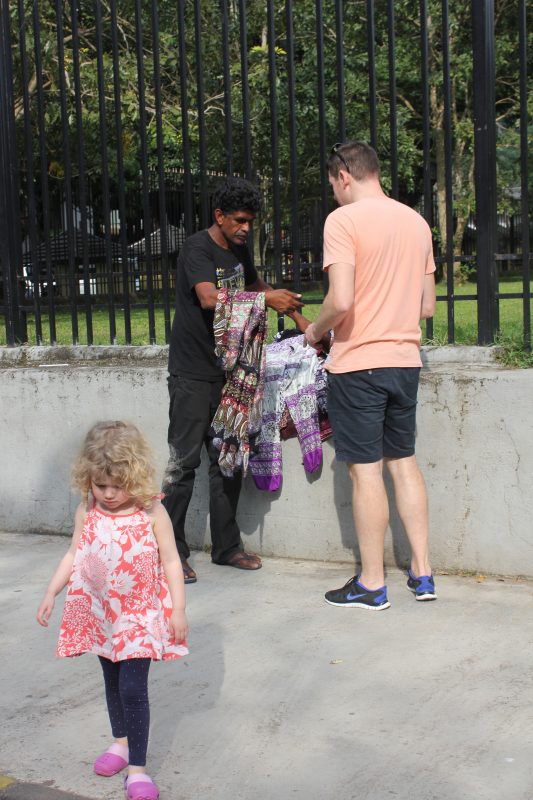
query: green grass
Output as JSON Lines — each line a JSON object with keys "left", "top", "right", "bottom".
{"left": 3, "top": 279, "right": 533, "bottom": 367}
{"left": 294, "top": 278, "right": 533, "bottom": 346}
{"left": 5, "top": 307, "right": 170, "bottom": 347}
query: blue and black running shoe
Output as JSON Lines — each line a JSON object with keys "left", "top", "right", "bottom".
{"left": 325, "top": 575, "right": 390, "bottom": 610}
{"left": 407, "top": 569, "right": 437, "bottom": 601}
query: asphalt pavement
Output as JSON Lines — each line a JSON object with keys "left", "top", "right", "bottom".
{"left": 1, "top": 532, "right": 532, "bottom": 800}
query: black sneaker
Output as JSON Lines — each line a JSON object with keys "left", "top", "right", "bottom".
{"left": 325, "top": 575, "right": 390, "bottom": 610}
{"left": 407, "top": 569, "right": 437, "bottom": 601}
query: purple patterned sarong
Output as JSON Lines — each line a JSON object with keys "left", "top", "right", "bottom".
{"left": 249, "top": 335, "right": 322, "bottom": 491}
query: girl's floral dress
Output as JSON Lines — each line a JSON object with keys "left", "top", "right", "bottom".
{"left": 57, "top": 504, "right": 188, "bottom": 662}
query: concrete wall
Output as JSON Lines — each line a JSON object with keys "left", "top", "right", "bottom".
{"left": 1, "top": 345, "right": 532, "bottom": 576}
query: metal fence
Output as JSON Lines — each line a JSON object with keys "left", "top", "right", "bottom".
{"left": 0, "top": 0, "right": 531, "bottom": 347}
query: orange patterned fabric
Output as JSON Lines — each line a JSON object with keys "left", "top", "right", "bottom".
{"left": 57, "top": 505, "right": 188, "bottom": 662}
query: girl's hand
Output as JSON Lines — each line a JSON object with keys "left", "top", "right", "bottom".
{"left": 37, "top": 594, "right": 55, "bottom": 627}
{"left": 169, "top": 609, "right": 188, "bottom": 643}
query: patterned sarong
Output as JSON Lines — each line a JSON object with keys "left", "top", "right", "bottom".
{"left": 249, "top": 334, "right": 323, "bottom": 492}
{"left": 210, "top": 289, "right": 267, "bottom": 477}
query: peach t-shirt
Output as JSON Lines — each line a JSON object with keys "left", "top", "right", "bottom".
{"left": 322, "top": 196, "right": 436, "bottom": 372}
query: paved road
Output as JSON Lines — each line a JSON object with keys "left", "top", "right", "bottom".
{"left": 1, "top": 533, "right": 532, "bottom": 800}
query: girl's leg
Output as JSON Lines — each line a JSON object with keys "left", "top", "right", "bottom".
{"left": 98, "top": 656, "right": 128, "bottom": 745}
{"left": 95, "top": 657, "right": 129, "bottom": 777}
{"left": 118, "top": 658, "right": 151, "bottom": 773}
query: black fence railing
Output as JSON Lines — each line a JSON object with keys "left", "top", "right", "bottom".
{"left": 0, "top": 0, "right": 531, "bottom": 347}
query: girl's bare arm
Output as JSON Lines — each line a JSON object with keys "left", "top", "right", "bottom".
{"left": 36, "top": 503, "right": 86, "bottom": 627}
{"left": 151, "top": 501, "right": 189, "bottom": 643}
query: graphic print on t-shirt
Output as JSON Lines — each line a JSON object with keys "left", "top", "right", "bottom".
{"left": 215, "top": 262, "right": 246, "bottom": 291}
{"left": 168, "top": 229, "right": 258, "bottom": 379}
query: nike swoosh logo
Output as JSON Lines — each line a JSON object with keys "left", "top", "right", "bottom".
{"left": 346, "top": 592, "right": 367, "bottom": 601}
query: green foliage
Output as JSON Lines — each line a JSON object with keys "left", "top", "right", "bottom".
{"left": 9, "top": 0, "right": 533, "bottom": 249}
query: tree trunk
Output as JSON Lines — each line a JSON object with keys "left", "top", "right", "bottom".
{"left": 432, "top": 91, "right": 448, "bottom": 278}
{"left": 452, "top": 155, "right": 475, "bottom": 278}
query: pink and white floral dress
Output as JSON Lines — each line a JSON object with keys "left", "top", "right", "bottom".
{"left": 57, "top": 504, "right": 188, "bottom": 662}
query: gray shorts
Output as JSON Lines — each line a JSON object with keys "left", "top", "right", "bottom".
{"left": 327, "top": 367, "right": 421, "bottom": 464}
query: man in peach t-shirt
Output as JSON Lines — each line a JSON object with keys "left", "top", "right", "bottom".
{"left": 305, "top": 141, "right": 437, "bottom": 610}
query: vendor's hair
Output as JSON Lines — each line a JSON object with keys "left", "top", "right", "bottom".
{"left": 72, "top": 420, "right": 158, "bottom": 508}
{"left": 327, "top": 140, "right": 380, "bottom": 180}
{"left": 212, "top": 177, "right": 261, "bottom": 215}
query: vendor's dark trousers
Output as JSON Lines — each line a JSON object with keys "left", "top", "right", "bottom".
{"left": 162, "top": 374, "right": 242, "bottom": 564}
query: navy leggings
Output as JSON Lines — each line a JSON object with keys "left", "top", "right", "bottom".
{"left": 98, "top": 656, "right": 151, "bottom": 767}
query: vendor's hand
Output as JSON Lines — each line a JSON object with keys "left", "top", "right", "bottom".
{"left": 264, "top": 289, "right": 303, "bottom": 314}
{"left": 304, "top": 322, "right": 321, "bottom": 347}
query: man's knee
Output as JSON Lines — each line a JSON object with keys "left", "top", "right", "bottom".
{"left": 384, "top": 453, "right": 419, "bottom": 476}
{"left": 347, "top": 459, "right": 384, "bottom": 484}
{"left": 162, "top": 444, "right": 200, "bottom": 492}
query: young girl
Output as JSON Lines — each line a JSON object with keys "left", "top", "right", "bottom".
{"left": 37, "top": 420, "right": 188, "bottom": 800}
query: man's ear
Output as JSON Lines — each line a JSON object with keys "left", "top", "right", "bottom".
{"left": 338, "top": 168, "right": 351, "bottom": 187}
{"left": 213, "top": 208, "right": 225, "bottom": 226}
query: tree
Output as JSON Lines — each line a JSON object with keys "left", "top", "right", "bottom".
{"left": 10, "top": 0, "right": 532, "bottom": 268}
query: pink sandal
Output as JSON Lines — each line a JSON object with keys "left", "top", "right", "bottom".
{"left": 124, "top": 774, "right": 159, "bottom": 800}
{"left": 94, "top": 743, "right": 129, "bottom": 776}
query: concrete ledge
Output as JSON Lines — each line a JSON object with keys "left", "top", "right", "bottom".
{"left": 0, "top": 343, "right": 504, "bottom": 367}
{"left": 421, "top": 344, "right": 504, "bottom": 366}
{"left": 1, "top": 345, "right": 531, "bottom": 576}
{"left": 0, "top": 344, "right": 167, "bottom": 366}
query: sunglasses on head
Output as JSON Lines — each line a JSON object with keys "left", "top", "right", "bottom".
{"left": 331, "top": 143, "right": 350, "bottom": 173}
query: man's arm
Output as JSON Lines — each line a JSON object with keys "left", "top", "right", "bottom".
{"left": 194, "top": 281, "right": 219, "bottom": 310}
{"left": 194, "top": 277, "right": 303, "bottom": 315}
{"left": 304, "top": 262, "right": 354, "bottom": 345}
{"left": 420, "top": 273, "right": 436, "bottom": 320}
{"left": 285, "top": 309, "right": 331, "bottom": 351}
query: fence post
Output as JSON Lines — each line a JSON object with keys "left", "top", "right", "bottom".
{"left": 0, "top": 1, "right": 25, "bottom": 345}
{"left": 472, "top": 0, "right": 499, "bottom": 344}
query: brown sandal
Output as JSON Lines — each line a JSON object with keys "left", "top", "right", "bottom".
{"left": 219, "top": 551, "right": 262, "bottom": 571}
{"left": 181, "top": 559, "right": 197, "bottom": 584}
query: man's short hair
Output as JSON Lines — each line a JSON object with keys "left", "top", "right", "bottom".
{"left": 327, "top": 141, "right": 380, "bottom": 181}
{"left": 212, "top": 177, "right": 261, "bottom": 215}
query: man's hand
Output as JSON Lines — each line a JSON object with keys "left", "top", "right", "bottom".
{"left": 264, "top": 289, "right": 303, "bottom": 314}
{"left": 304, "top": 322, "right": 321, "bottom": 347}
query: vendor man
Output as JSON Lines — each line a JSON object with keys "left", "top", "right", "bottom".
{"left": 162, "top": 177, "right": 302, "bottom": 583}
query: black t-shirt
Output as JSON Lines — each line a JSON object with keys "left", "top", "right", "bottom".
{"left": 168, "top": 229, "right": 258, "bottom": 380}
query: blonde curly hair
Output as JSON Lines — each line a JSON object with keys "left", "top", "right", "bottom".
{"left": 72, "top": 421, "right": 159, "bottom": 508}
